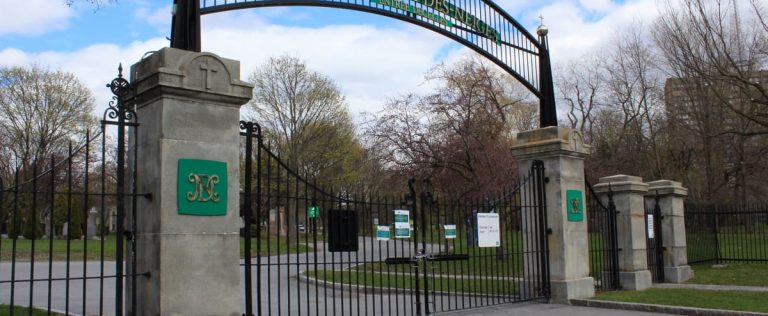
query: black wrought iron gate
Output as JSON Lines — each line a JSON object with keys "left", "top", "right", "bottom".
{"left": 646, "top": 195, "right": 664, "bottom": 283}
{"left": 240, "top": 121, "right": 550, "bottom": 315}
{"left": 586, "top": 181, "right": 620, "bottom": 292}
{"left": 0, "top": 67, "right": 144, "bottom": 315}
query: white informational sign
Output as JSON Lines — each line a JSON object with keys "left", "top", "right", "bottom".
{"left": 376, "top": 225, "right": 391, "bottom": 241}
{"left": 647, "top": 214, "right": 655, "bottom": 238}
{"left": 444, "top": 224, "right": 457, "bottom": 239}
{"left": 394, "top": 210, "right": 411, "bottom": 238}
{"left": 477, "top": 213, "right": 501, "bottom": 248}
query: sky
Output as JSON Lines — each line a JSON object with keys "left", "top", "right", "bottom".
{"left": 0, "top": 0, "right": 661, "bottom": 120}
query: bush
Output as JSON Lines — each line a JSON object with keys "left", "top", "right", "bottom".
{"left": 22, "top": 214, "right": 43, "bottom": 239}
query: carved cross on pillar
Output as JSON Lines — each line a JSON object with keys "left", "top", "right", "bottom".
{"left": 200, "top": 60, "right": 218, "bottom": 90}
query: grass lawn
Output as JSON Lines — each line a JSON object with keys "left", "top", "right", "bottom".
{"left": 306, "top": 269, "right": 518, "bottom": 295}
{"left": 0, "top": 305, "right": 65, "bottom": 316}
{"left": 1, "top": 235, "right": 311, "bottom": 261}
{"left": 352, "top": 252, "right": 524, "bottom": 277}
{"left": 595, "top": 288, "right": 768, "bottom": 313}
{"left": 0, "top": 235, "right": 118, "bottom": 261}
{"left": 688, "top": 263, "right": 768, "bottom": 286}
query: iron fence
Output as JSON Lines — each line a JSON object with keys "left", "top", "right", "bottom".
{"left": 585, "top": 181, "right": 620, "bottom": 292}
{"left": 645, "top": 196, "right": 664, "bottom": 283}
{"left": 685, "top": 202, "right": 768, "bottom": 264}
{"left": 0, "top": 67, "right": 143, "bottom": 315}
{"left": 239, "top": 121, "right": 550, "bottom": 316}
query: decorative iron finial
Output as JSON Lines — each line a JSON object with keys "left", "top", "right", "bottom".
{"left": 108, "top": 63, "right": 130, "bottom": 97}
{"left": 536, "top": 14, "right": 549, "bottom": 37}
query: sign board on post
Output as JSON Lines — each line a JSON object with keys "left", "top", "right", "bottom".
{"left": 566, "top": 189, "right": 584, "bottom": 222}
{"left": 444, "top": 224, "right": 457, "bottom": 239}
{"left": 177, "top": 159, "right": 228, "bottom": 216}
{"left": 394, "top": 210, "right": 410, "bottom": 238}
{"left": 647, "top": 214, "right": 655, "bottom": 238}
{"left": 376, "top": 225, "right": 391, "bottom": 241}
{"left": 308, "top": 206, "right": 319, "bottom": 219}
{"left": 476, "top": 213, "right": 500, "bottom": 247}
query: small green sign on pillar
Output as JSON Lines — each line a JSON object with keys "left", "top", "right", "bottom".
{"left": 308, "top": 206, "right": 319, "bottom": 219}
{"left": 178, "top": 159, "right": 228, "bottom": 216}
{"left": 566, "top": 189, "right": 584, "bottom": 222}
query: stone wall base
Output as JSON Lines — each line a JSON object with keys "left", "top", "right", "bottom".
{"left": 664, "top": 265, "right": 693, "bottom": 283}
{"left": 619, "top": 270, "right": 652, "bottom": 290}
{"left": 550, "top": 277, "right": 595, "bottom": 304}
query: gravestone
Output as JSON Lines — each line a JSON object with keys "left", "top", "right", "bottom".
{"left": 86, "top": 207, "right": 98, "bottom": 238}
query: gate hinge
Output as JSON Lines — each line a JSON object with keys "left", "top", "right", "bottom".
{"left": 546, "top": 228, "right": 552, "bottom": 235}
{"left": 544, "top": 177, "right": 550, "bottom": 183}
{"left": 124, "top": 230, "right": 133, "bottom": 241}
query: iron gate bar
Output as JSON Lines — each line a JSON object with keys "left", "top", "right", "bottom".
{"left": 238, "top": 122, "right": 550, "bottom": 315}
{"left": 585, "top": 180, "right": 620, "bottom": 292}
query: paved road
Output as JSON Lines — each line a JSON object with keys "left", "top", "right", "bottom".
{"left": 1, "top": 236, "right": 669, "bottom": 315}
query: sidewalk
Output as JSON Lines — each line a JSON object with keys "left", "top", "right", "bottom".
{"left": 653, "top": 283, "right": 768, "bottom": 292}
{"left": 437, "top": 301, "right": 674, "bottom": 315}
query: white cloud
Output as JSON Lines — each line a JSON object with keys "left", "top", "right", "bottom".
{"left": 1, "top": 18, "right": 452, "bottom": 120}
{"left": 531, "top": 0, "right": 659, "bottom": 64}
{"left": 0, "top": 0, "right": 663, "bottom": 121}
{"left": 135, "top": 4, "right": 172, "bottom": 29}
{"left": 0, "top": 0, "right": 74, "bottom": 36}
{"left": 202, "top": 18, "right": 453, "bottom": 117}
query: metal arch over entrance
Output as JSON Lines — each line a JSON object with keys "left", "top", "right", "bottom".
{"left": 170, "top": 0, "right": 557, "bottom": 127}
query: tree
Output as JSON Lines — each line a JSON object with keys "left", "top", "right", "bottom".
{"left": 0, "top": 65, "right": 96, "bottom": 237}
{"left": 654, "top": 0, "right": 768, "bottom": 201}
{"left": 364, "top": 56, "right": 536, "bottom": 198}
{"left": 246, "top": 55, "right": 366, "bottom": 188}
{"left": 654, "top": 0, "right": 768, "bottom": 130}
{"left": 0, "top": 65, "right": 95, "bottom": 172}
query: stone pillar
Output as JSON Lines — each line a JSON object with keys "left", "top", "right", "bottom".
{"left": 511, "top": 126, "right": 594, "bottom": 304}
{"left": 594, "top": 175, "right": 652, "bottom": 290}
{"left": 645, "top": 180, "right": 693, "bottom": 283}
{"left": 128, "top": 48, "right": 253, "bottom": 315}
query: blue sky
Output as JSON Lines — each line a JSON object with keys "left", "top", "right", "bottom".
{"left": 0, "top": 0, "right": 657, "bottom": 118}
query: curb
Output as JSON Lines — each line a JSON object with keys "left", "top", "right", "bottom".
{"left": 571, "top": 299, "right": 768, "bottom": 316}
{"left": 654, "top": 283, "right": 768, "bottom": 292}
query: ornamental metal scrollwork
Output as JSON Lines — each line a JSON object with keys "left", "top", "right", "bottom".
{"left": 103, "top": 63, "right": 137, "bottom": 122}
{"left": 187, "top": 173, "right": 221, "bottom": 202}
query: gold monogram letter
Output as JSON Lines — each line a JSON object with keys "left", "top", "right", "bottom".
{"left": 187, "top": 173, "right": 221, "bottom": 203}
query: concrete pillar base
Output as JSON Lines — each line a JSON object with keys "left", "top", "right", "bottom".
{"left": 664, "top": 265, "right": 693, "bottom": 283}
{"left": 550, "top": 277, "right": 595, "bottom": 304}
{"left": 619, "top": 270, "right": 652, "bottom": 290}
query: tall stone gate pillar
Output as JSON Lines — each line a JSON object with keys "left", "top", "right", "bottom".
{"left": 594, "top": 175, "right": 652, "bottom": 290}
{"left": 645, "top": 180, "right": 693, "bottom": 283}
{"left": 511, "top": 127, "right": 594, "bottom": 304}
{"left": 128, "top": 48, "right": 253, "bottom": 315}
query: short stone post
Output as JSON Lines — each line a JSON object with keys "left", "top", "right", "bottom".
{"left": 645, "top": 180, "right": 693, "bottom": 283}
{"left": 511, "top": 126, "right": 595, "bottom": 304}
{"left": 594, "top": 175, "right": 652, "bottom": 290}
{"left": 128, "top": 47, "right": 253, "bottom": 315}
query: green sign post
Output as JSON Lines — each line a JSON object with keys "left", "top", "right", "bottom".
{"left": 177, "top": 159, "right": 228, "bottom": 216}
{"left": 308, "top": 206, "right": 319, "bottom": 219}
{"left": 444, "top": 224, "right": 457, "bottom": 239}
{"left": 566, "top": 189, "right": 584, "bottom": 222}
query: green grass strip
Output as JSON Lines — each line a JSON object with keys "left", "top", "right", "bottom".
{"left": 306, "top": 269, "right": 518, "bottom": 295}
{"left": 596, "top": 288, "right": 768, "bottom": 313}
{"left": 0, "top": 305, "right": 65, "bottom": 316}
{"left": 688, "top": 263, "right": 768, "bottom": 286}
